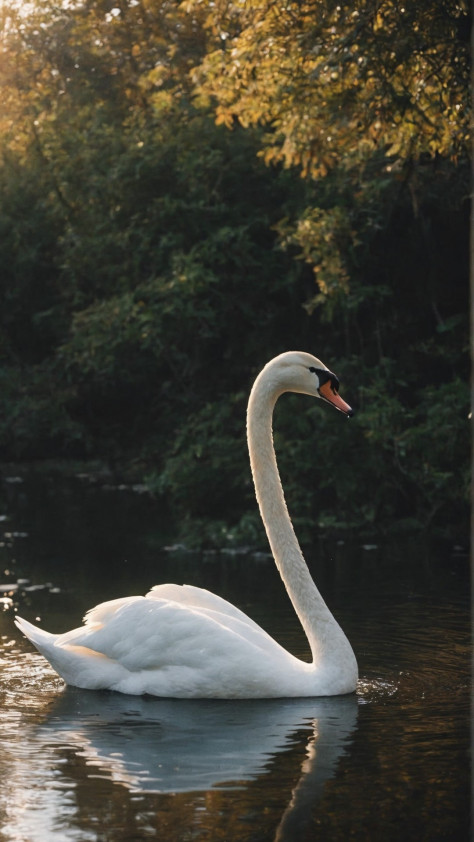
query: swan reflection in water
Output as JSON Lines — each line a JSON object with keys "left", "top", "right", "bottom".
{"left": 36, "top": 688, "right": 357, "bottom": 842}
{"left": 39, "top": 689, "right": 357, "bottom": 794}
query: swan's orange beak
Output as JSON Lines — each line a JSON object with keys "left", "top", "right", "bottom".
{"left": 319, "top": 381, "right": 354, "bottom": 417}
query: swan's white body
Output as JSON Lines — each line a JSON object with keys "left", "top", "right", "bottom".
{"left": 16, "top": 352, "right": 358, "bottom": 697}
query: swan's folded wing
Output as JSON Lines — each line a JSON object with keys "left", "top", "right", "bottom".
{"left": 53, "top": 595, "right": 288, "bottom": 673}
{"left": 147, "top": 584, "right": 265, "bottom": 633}
{"left": 82, "top": 596, "right": 144, "bottom": 630}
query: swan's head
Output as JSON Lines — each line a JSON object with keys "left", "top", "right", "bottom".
{"left": 263, "top": 352, "right": 353, "bottom": 416}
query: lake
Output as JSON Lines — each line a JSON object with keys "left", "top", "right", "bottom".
{"left": 0, "top": 469, "right": 470, "bottom": 841}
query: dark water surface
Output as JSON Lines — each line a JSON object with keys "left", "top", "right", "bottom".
{"left": 0, "top": 471, "right": 470, "bottom": 841}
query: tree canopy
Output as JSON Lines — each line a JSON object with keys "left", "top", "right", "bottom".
{"left": 192, "top": 0, "right": 469, "bottom": 166}
{"left": 0, "top": 0, "right": 469, "bottom": 544}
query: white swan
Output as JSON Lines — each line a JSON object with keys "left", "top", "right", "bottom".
{"left": 15, "top": 352, "right": 358, "bottom": 697}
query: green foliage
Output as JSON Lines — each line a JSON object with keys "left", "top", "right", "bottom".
{"left": 192, "top": 0, "right": 469, "bottom": 170}
{"left": 0, "top": 0, "right": 469, "bottom": 545}
{"left": 147, "top": 395, "right": 248, "bottom": 518}
{"left": 0, "top": 364, "right": 85, "bottom": 459}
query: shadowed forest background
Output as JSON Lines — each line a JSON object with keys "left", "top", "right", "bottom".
{"left": 0, "top": 0, "right": 470, "bottom": 546}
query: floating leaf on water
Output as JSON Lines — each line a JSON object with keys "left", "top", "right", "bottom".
{"left": 0, "top": 597, "right": 13, "bottom": 610}
{"left": 163, "top": 543, "right": 190, "bottom": 553}
{"left": 131, "top": 484, "right": 150, "bottom": 495}
{"left": 4, "top": 532, "right": 29, "bottom": 539}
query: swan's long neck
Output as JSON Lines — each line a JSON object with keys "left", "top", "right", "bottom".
{"left": 247, "top": 369, "right": 346, "bottom": 665}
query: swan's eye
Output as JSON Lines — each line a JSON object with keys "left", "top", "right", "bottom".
{"left": 309, "top": 367, "right": 340, "bottom": 395}
{"left": 329, "top": 374, "right": 340, "bottom": 394}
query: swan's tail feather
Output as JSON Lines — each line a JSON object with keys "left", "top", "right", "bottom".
{"left": 15, "top": 616, "right": 123, "bottom": 690}
{"left": 15, "top": 616, "right": 56, "bottom": 652}
{"left": 15, "top": 615, "right": 70, "bottom": 680}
